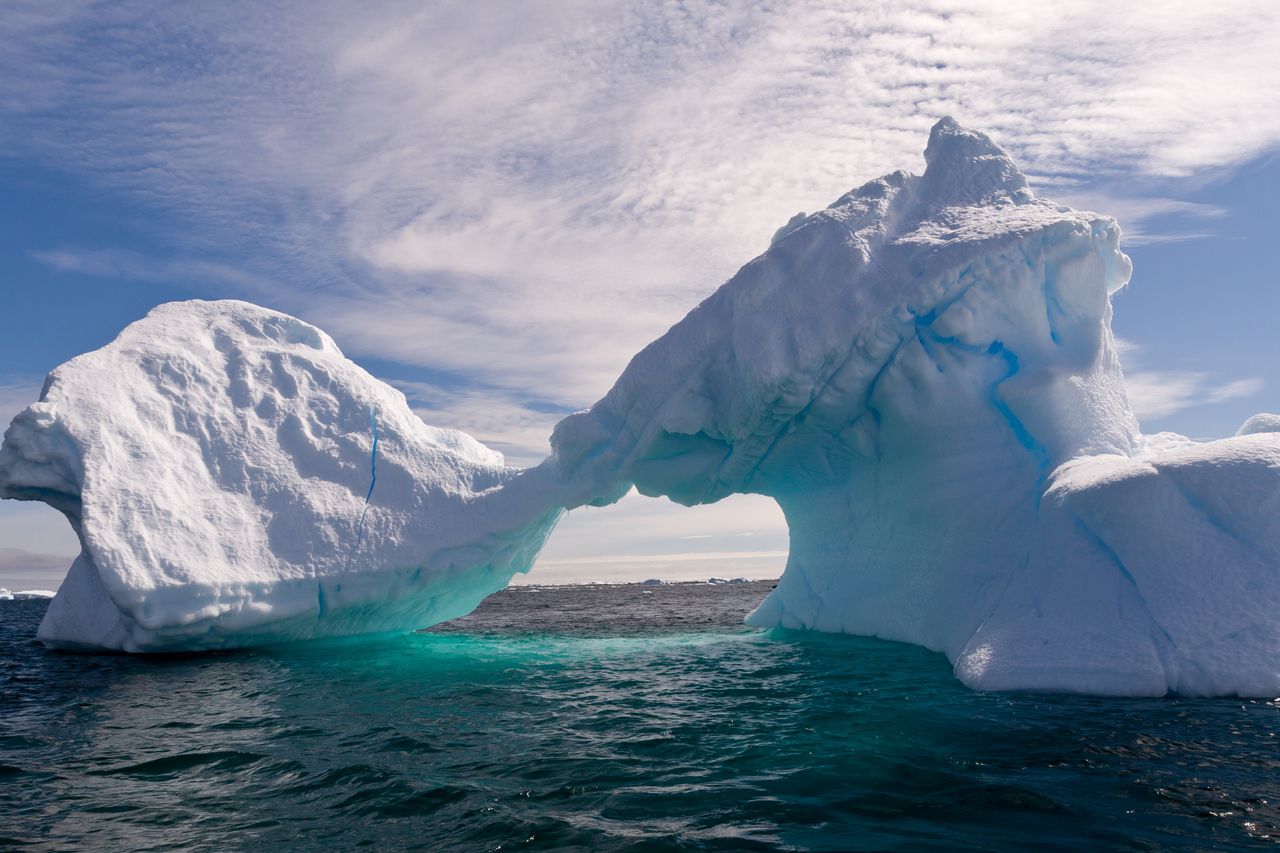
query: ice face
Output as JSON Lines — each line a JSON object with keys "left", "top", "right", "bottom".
{"left": 4, "top": 119, "right": 1278, "bottom": 696}
{"left": 0, "top": 301, "right": 561, "bottom": 651}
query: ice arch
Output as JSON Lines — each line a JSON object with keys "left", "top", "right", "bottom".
{"left": 3, "top": 119, "right": 1279, "bottom": 696}
{"left": 548, "top": 119, "right": 1280, "bottom": 696}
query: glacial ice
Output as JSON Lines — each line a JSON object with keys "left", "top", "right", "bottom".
{"left": 3, "top": 118, "right": 1278, "bottom": 696}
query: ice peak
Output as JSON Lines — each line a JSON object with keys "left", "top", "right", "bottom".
{"left": 921, "top": 117, "right": 1030, "bottom": 206}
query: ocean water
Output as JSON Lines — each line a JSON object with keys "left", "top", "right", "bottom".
{"left": 2, "top": 581, "right": 1278, "bottom": 851}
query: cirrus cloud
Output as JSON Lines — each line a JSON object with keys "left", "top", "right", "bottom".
{"left": 5, "top": 0, "right": 1280, "bottom": 407}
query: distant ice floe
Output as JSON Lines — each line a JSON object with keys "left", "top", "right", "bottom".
{"left": 0, "top": 589, "right": 55, "bottom": 600}
{"left": 4, "top": 119, "right": 1278, "bottom": 697}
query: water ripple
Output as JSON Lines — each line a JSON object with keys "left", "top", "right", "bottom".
{"left": 1, "top": 584, "right": 1279, "bottom": 850}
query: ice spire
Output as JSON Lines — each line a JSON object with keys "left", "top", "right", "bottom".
{"left": 920, "top": 116, "right": 1032, "bottom": 206}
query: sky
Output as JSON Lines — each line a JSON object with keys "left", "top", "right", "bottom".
{"left": 1, "top": 0, "right": 1278, "bottom": 589}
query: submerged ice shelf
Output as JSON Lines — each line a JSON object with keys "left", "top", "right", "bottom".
{"left": 3, "top": 119, "right": 1278, "bottom": 696}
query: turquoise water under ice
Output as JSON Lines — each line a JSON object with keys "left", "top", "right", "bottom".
{"left": 2, "top": 581, "right": 1278, "bottom": 850}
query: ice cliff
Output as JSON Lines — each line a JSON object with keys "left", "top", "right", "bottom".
{"left": 3, "top": 118, "right": 1278, "bottom": 696}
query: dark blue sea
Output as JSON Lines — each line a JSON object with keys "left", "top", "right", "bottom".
{"left": 2, "top": 581, "right": 1278, "bottom": 851}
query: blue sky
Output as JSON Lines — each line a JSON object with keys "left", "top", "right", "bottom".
{"left": 1, "top": 0, "right": 1278, "bottom": 587}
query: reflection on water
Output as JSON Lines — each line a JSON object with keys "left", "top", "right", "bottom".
{"left": 1, "top": 583, "right": 1278, "bottom": 851}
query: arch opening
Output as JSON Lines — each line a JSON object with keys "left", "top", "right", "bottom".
{"left": 524, "top": 490, "right": 788, "bottom": 588}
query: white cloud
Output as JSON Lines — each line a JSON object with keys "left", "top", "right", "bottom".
{"left": 542, "top": 490, "right": 788, "bottom": 560}
{"left": 1208, "top": 378, "right": 1266, "bottom": 405}
{"left": 31, "top": 248, "right": 276, "bottom": 296}
{"left": 1125, "top": 371, "right": 1264, "bottom": 422}
{"left": 4, "top": 0, "right": 1280, "bottom": 408}
{"left": 391, "top": 378, "right": 566, "bottom": 467}
{"left": 531, "top": 490, "right": 789, "bottom": 583}
{"left": 1049, "top": 193, "right": 1228, "bottom": 245}
{"left": 1112, "top": 337, "right": 1141, "bottom": 357}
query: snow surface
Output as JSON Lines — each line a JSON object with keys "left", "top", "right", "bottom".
{"left": 1237, "top": 413, "right": 1280, "bottom": 436}
{"left": 3, "top": 118, "right": 1278, "bottom": 695}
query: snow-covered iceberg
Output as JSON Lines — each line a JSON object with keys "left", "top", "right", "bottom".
{"left": 0, "top": 301, "right": 560, "bottom": 651}
{"left": 550, "top": 118, "right": 1280, "bottom": 697}
{"left": 3, "top": 118, "right": 1278, "bottom": 696}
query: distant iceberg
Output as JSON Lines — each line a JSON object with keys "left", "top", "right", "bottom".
{"left": 3, "top": 118, "right": 1278, "bottom": 696}
{"left": 0, "top": 589, "right": 56, "bottom": 600}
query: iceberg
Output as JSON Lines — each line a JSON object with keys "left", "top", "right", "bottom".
{"left": 0, "top": 301, "right": 561, "bottom": 651}
{"left": 2, "top": 589, "right": 56, "bottom": 600}
{"left": 549, "top": 118, "right": 1280, "bottom": 697}
{"left": 3, "top": 118, "right": 1277, "bottom": 695}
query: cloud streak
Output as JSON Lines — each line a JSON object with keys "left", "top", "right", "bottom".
{"left": 5, "top": 0, "right": 1280, "bottom": 410}
{"left": 1125, "top": 371, "right": 1264, "bottom": 423}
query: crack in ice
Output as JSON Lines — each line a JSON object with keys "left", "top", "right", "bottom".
{"left": 335, "top": 404, "right": 380, "bottom": 600}
{"left": 355, "top": 404, "right": 379, "bottom": 544}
